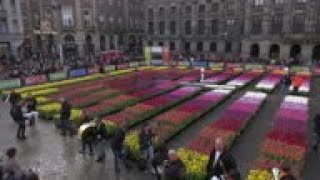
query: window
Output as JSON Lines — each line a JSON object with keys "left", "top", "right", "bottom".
{"left": 293, "top": 14, "right": 305, "bottom": 33}
{"left": 226, "top": 2, "right": 234, "bottom": 11}
{"left": 84, "top": 10, "right": 92, "bottom": 27}
{"left": 254, "top": 0, "right": 264, "bottom": 6}
{"left": 185, "top": 20, "right": 191, "bottom": 35}
{"left": 170, "top": 21, "right": 176, "bottom": 35}
{"left": 197, "top": 42, "right": 203, "bottom": 52}
{"left": 185, "top": 5, "right": 192, "bottom": 14}
{"left": 297, "top": 0, "right": 306, "bottom": 3}
{"left": 211, "top": 20, "right": 218, "bottom": 35}
{"left": 0, "top": 0, "right": 4, "bottom": 10}
{"left": 100, "top": 36, "right": 106, "bottom": 51}
{"left": 10, "top": 0, "right": 16, "bottom": 13}
{"left": 271, "top": 14, "right": 283, "bottom": 34}
{"left": 148, "top": 22, "right": 154, "bottom": 35}
{"left": 0, "top": 18, "right": 8, "bottom": 34}
{"left": 251, "top": 16, "right": 262, "bottom": 35}
{"left": 225, "top": 42, "right": 232, "bottom": 53}
{"left": 275, "top": 0, "right": 284, "bottom": 4}
{"left": 210, "top": 42, "right": 217, "bottom": 52}
{"left": 198, "top": 4, "right": 205, "bottom": 13}
{"left": 212, "top": 3, "right": 219, "bottom": 11}
{"left": 159, "top": 7, "right": 165, "bottom": 16}
{"left": 198, "top": 20, "right": 205, "bottom": 35}
{"left": 62, "top": 6, "right": 74, "bottom": 27}
{"left": 170, "top": 42, "right": 176, "bottom": 51}
{"left": 170, "top": 6, "right": 176, "bottom": 14}
{"left": 184, "top": 42, "right": 190, "bottom": 52}
{"left": 159, "top": 21, "right": 165, "bottom": 35}
{"left": 158, "top": 41, "right": 163, "bottom": 46}
{"left": 148, "top": 8, "right": 154, "bottom": 18}
{"left": 12, "top": 19, "right": 18, "bottom": 33}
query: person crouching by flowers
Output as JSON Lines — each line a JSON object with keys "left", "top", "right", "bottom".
{"left": 138, "top": 123, "right": 155, "bottom": 173}
{"left": 279, "top": 163, "right": 297, "bottom": 180}
{"left": 312, "top": 113, "right": 320, "bottom": 151}
{"left": 79, "top": 124, "right": 96, "bottom": 156}
{"left": 163, "top": 150, "right": 185, "bottom": 180}
{"left": 206, "top": 137, "right": 240, "bottom": 180}
{"left": 151, "top": 144, "right": 169, "bottom": 180}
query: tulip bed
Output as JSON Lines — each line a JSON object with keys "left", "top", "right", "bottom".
{"left": 289, "top": 75, "right": 311, "bottom": 95}
{"left": 255, "top": 72, "right": 284, "bottom": 92}
{"left": 202, "top": 71, "right": 240, "bottom": 84}
{"left": 176, "top": 91, "right": 267, "bottom": 180}
{"left": 124, "top": 89, "right": 234, "bottom": 160}
{"left": 226, "top": 71, "right": 263, "bottom": 88}
{"left": 247, "top": 95, "right": 309, "bottom": 179}
{"left": 103, "top": 86, "right": 202, "bottom": 134}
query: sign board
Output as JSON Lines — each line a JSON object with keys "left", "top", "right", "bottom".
{"left": 117, "top": 63, "right": 130, "bottom": 70}
{"left": 49, "top": 72, "right": 67, "bottom": 81}
{"left": 69, "top": 68, "right": 87, "bottom": 78}
{"left": 266, "top": 65, "right": 285, "bottom": 71}
{"left": 151, "top": 60, "right": 163, "bottom": 66}
{"left": 139, "top": 61, "right": 147, "bottom": 66}
{"left": 144, "top": 46, "right": 151, "bottom": 65}
{"left": 193, "top": 61, "right": 208, "bottom": 68}
{"left": 226, "top": 63, "right": 242, "bottom": 69}
{"left": 178, "top": 61, "right": 190, "bottom": 67}
{"left": 162, "top": 47, "right": 171, "bottom": 65}
{"left": 0, "top": 78, "right": 21, "bottom": 90}
{"left": 88, "top": 67, "right": 100, "bottom": 74}
{"left": 129, "top": 62, "right": 139, "bottom": 68}
{"left": 24, "top": 75, "right": 47, "bottom": 86}
{"left": 245, "top": 64, "right": 265, "bottom": 70}
{"left": 104, "top": 65, "right": 116, "bottom": 72}
{"left": 209, "top": 63, "right": 224, "bottom": 70}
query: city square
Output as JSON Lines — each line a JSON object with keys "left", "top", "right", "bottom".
{"left": 1, "top": 0, "right": 320, "bottom": 180}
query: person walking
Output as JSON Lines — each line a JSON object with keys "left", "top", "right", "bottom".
{"left": 25, "top": 94, "right": 38, "bottom": 126}
{"left": 7, "top": 91, "right": 21, "bottom": 107}
{"left": 138, "top": 124, "right": 155, "bottom": 172}
{"left": 95, "top": 118, "right": 108, "bottom": 162}
{"left": 163, "top": 150, "right": 184, "bottom": 180}
{"left": 207, "top": 138, "right": 240, "bottom": 180}
{"left": 111, "top": 126, "right": 129, "bottom": 172}
{"left": 60, "top": 98, "right": 71, "bottom": 136}
{"left": 12, "top": 100, "right": 27, "bottom": 140}
{"left": 2, "top": 147, "right": 24, "bottom": 179}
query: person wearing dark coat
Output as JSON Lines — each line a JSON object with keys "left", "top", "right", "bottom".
{"left": 279, "top": 163, "right": 297, "bottom": 180}
{"left": 163, "top": 150, "right": 185, "bottom": 180}
{"left": 12, "top": 101, "right": 27, "bottom": 140}
{"left": 313, "top": 114, "right": 320, "bottom": 151}
{"left": 206, "top": 138, "right": 240, "bottom": 180}
{"left": 95, "top": 118, "right": 108, "bottom": 162}
{"left": 139, "top": 124, "right": 155, "bottom": 171}
{"left": 8, "top": 91, "right": 21, "bottom": 107}
{"left": 111, "top": 126, "right": 129, "bottom": 172}
{"left": 152, "top": 145, "right": 169, "bottom": 180}
{"left": 79, "top": 126, "right": 95, "bottom": 156}
{"left": 60, "top": 98, "right": 71, "bottom": 136}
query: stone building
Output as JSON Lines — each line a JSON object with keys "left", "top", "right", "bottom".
{"left": 22, "top": 0, "right": 145, "bottom": 59}
{"left": 146, "top": 0, "right": 320, "bottom": 63}
{"left": 0, "top": 0, "right": 24, "bottom": 58}
{"left": 145, "top": 0, "right": 245, "bottom": 59}
{"left": 242, "top": 0, "right": 320, "bottom": 63}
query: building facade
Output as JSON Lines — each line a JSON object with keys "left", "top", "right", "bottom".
{"left": 0, "top": 0, "right": 24, "bottom": 58}
{"left": 22, "top": 0, "right": 145, "bottom": 59}
{"left": 243, "top": 0, "right": 320, "bottom": 63}
{"left": 146, "top": 0, "right": 320, "bottom": 63}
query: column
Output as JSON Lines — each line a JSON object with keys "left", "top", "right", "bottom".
{"left": 259, "top": 41, "right": 270, "bottom": 60}
{"left": 280, "top": 43, "right": 290, "bottom": 60}
{"left": 301, "top": 44, "right": 313, "bottom": 65}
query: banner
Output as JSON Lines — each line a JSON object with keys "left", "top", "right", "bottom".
{"left": 24, "top": 75, "right": 47, "bottom": 86}
{"left": 117, "top": 63, "right": 130, "bottom": 70}
{"left": 69, "top": 68, "right": 87, "bottom": 78}
{"left": 266, "top": 65, "right": 285, "bottom": 71}
{"left": 104, "top": 65, "right": 116, "bottom": 72}
{"left": 162, "top": 47, "right": 171, "bottom": 65}
{"left": 290, "top": 66, "right": 310, "bottom": 73}
{"left": 178, "top": 61, "right": 190, "bottom": 67}
{"left": 88, "top": 67, "right": 100, "bottom": 74}
{"left": 226, "top": 63, "right": 242, "bottom": 68}
{"left": 151, "top": 60, "right": 163, "bottom": 66}
{"left": 49, "top": 72, "right": 67, "bottom": 81}
{"left": 209, "top": 63, "right": 224, "bottom": 70}
{"left": 144, "top": 46, "right": 151, "bottom": 65}
{"left": 139, "top": 61, "right": 147, "bottom": 66}
{"left": 0, "top": 78, "right": 21, "bottom": 90}
{"left": 129, "top": 62, "right": 139, "bottom": 68}
{"left": 245, "top": 64, "right": 265, "bottom": 70}
{"left": 193, "top": 61, "right": 208, "bottom": 68}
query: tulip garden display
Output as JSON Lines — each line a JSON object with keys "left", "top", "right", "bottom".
{"left": 176, "top": 91, "right": 267, "bottom": 180}
{"left": 255, "top": 72, "right": 285, "bottom": 92}
{"left": 226, "top": 71, "right": 263, "bottom": 88}
{"left": 124, "top": 89, "right": 234, "bottom": 161}
{"left": 247, "top": 95, "right": 309, "bottom": 179}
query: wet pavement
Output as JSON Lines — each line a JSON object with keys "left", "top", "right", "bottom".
{"left": 1, "top": 78, "right": 320, "bottom": 180}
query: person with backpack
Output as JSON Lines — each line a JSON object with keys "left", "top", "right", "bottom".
{"left": 11, "top": 100, "right": 27, "bottom": 140}
{"left": 60, "top": 98, "right": 71, "bottom": 136}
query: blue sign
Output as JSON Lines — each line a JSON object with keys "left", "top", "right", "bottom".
{"left": 69, "top": 68, "right": 87, "bottom": 78}
{"left": 193, "top": 61, "right": 208, "bottom": 68}
{"left": 151, "top": 60, "right": 163, "bottom": 66}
